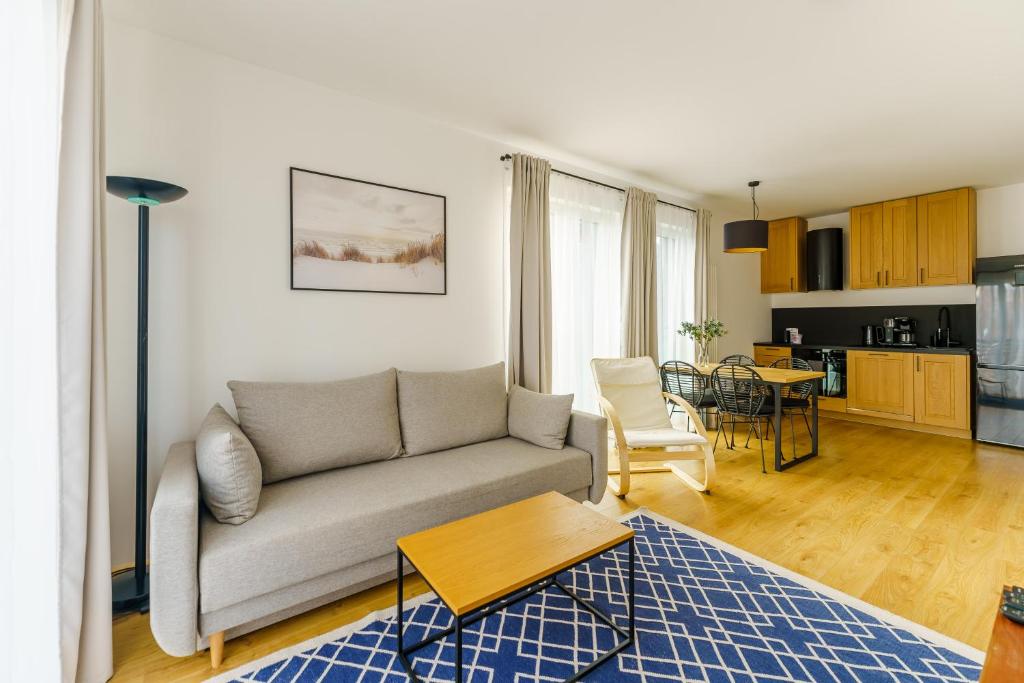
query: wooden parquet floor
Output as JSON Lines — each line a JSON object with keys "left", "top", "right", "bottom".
{"left": 111, "top": 417, "right": 1024, "bottom": 680}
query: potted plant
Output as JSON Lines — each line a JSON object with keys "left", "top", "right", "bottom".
{"left": 678, "top": 319, "right": 727, "bottom": 366}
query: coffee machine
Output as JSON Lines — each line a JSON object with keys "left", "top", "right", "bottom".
{"left": 892, "top": 316, "right": 917, "bottom": 346}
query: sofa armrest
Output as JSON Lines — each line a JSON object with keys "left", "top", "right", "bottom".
{"left": 150, "top": 441, "right": 201, "bottom": 657}
{"left": 565, "top": 411, "right": 607, "bottom": 504}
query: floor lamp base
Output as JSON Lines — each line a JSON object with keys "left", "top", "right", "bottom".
{"left": 112, "top": 569, "right": 150, "bottom": 615}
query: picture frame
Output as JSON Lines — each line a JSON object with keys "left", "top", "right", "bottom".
{"left": 289, "top": 167, "right": 447, "bottom": 295}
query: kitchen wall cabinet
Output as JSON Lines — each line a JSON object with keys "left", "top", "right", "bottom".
{"left": 914, "top": 353, "right": 970, "bottom": 430}
{"left": 760, "top": 217, "right": 807, "bottom": 293}
{"left": 850, "top": 203, "right": 884, "bottom": 289}
{"left": 850, "top": 198, "right": 918, "bottom": 289}
{"left": 846, "top": 350, "right": 915, "bottom": 421}
{"left": 847, "top": 187, "right": 975, "bottom": 290}
{"left": 883, "top": 197, "right": 918, "bottom": 287}
{"left": 917, "top": 188, "right": 976, "bottom": 286}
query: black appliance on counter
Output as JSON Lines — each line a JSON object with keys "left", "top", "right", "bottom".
{"left": 791, "top": 347, "right": 846, "bottom": 398}
{"left": 873, "top": 316, "right": 917, "bottom": 347}
{"left": 807, "top": 228, "right": 843, "bottom": 291}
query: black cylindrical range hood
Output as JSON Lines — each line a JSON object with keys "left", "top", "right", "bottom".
{"left": 807, "top": 228, "right": 843, "bottom": 290}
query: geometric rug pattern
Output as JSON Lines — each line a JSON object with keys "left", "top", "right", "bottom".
{"left": 210, "top": 511, "right": 983, "bottom": 682}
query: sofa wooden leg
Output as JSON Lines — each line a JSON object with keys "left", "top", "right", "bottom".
{"left": 210, "top": 631, "right": 225, "bottom": 669}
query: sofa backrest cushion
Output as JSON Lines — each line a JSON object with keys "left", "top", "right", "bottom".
{"left": 507, "top": 385, "right": 574, "bottom": 450}
{"left": 397, "top": 362, "right": 508, "bottom": 455}
{"left": 196, "top": 403, "right": 262, "bottom": 524}
{"left": 228, "top": 368, "right": 402, "bottom": 483}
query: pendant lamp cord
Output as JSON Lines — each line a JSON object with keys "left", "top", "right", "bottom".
{"left": 751, "top": 184, "right": 759, "bottom": 220}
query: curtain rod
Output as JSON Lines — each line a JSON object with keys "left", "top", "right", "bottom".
{"left": 499, "top": 154, "right": 696, "bottom": 214}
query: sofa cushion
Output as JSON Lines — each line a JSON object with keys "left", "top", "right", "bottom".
{"left": 228, "top": 369, "right": 402, "bottom": 484}
{"left": 507, "top": 385, "right": 574, "bottom": 450}
{"left": 397, "top": 362, "right": 508, "bottom": 456}
{"left": 195, "top": 404, "right": 262, "bottom": 524}
{"left": 198, "top": 436, "right": 592, "bottom": 613}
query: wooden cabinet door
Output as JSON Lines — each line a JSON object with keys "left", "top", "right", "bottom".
{"left": 914, "top": 354, "right": 969, "bottom": 430}
{"left": 882, "top": 198, "right": 917, "bottom": 287}
{"left": 760, "top": 217, "right": 807, "bottom": 293}
{"left": 849, "top": 203, "right": 883, "bottom": 289}
{"left": 753, "top": 346, "right": 791, "bottom": 367}
{"left": 847, "top": 350, "right": 915, "bottom": 420}
{"left": 917, "top": 188, "right": 976, "bottom": 286}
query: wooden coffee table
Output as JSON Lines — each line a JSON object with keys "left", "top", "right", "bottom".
{"left": 395, "top": 491, "right": 636, "bottom": 682}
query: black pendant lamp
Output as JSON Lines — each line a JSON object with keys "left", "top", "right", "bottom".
{"left": 723, "top": 180, "right": 769, "bottom": 253}
{"left": 106, "top": 176, "right": 188, "bottom": 614}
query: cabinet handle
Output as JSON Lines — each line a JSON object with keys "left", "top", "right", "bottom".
{"left": 920, "top": 267, "right": 925, "bottom": 284}
{"left": 885, "top": 271, "right": 890, "bottom": 286}
{"left": 917, "top": 356, "right": 921, "bottom": 371}
{"left": 876, "top": 271, "right": 881, "bottom": 286}
{"left": 790, "top": 276, "right": 794, "bottom": 290}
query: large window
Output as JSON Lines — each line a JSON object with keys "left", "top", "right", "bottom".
{"left": 656, "top": 204, "right": 698, "bottom": 364}
{"left": 549, "top": 174, "right": 625, "bottom": 412}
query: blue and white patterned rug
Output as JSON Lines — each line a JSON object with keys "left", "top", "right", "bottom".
{"left": 208, "top": 510, "right": 983, "bottom": 682}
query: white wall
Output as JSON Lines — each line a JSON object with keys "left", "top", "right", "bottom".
{"left": 978, "top": 182, "right": 1024, "bottom": 257}
{"left": 103, "top": 22, "right": 714, "bottom": 565}
{"left": 103, "top": 24, "right": 513, "bottom": 565}
{"left": 768, "top": 183, "right": 1024, "bottom": 309}
{"left": 706, "top": 205, "right": 772, "bottom": 356}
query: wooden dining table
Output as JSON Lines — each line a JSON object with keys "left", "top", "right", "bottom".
{"left": 693, "top": 363, "right": 827, "bottom": 472}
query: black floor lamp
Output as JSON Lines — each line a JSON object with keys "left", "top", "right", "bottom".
{"left": 107, "top": 176, "right": 188, "bottom": 614}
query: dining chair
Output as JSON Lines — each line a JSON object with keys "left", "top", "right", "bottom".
{"left": 719, "top": 354, "right": 756, "bottom": 366}
{"left": 769, "top": 357, "right": 815, "bottom": 459}
{"left": 592, "top": 356, "right": 716, "bottom": 498}
{"left": 710, "top": 364, "right": 772, "bottom": 473}
{"left": 659, "top": 360, "right": 717, "bottom": 429}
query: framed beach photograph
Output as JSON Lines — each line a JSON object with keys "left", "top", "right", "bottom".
{"left": 290, "top": 167, "right": 446, "bottom": 294}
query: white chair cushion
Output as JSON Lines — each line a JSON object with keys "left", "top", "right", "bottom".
{"left": 623, "top": 428, "right": 707, "bottom": 448}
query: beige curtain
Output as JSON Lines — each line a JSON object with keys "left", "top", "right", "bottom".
{"left": 507, "top": 153, "right": 552, "bottom": 392}
{"left": 694, "top": 208, "right": 719, "bottom": 359}
{"left": 57, "top": 0, "right": 113, "bottom": 681}
{"left": 620, "top": 187, "right": 659, "bottom": 362}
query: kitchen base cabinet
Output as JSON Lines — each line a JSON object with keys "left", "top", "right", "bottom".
{"left": 914, "top": 354, "right": 970, "bottom": 431}
{"left": 847, "top": 351, "right": 915, "bottom": 421}
{"left": 753, "top": 345, "right": 791, "bottom": 367}
{"left": 838, "top": 350, "right": 972, "bottom": 438}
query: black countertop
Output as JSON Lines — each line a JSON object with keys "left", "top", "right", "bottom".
{"left": 754, "top": 341, "right": 973, "bottom": 356}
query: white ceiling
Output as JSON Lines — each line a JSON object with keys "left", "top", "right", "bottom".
{"left": 106, "top": 0, "right": 1024, "bottom": 217}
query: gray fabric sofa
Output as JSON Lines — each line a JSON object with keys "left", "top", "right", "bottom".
{"left": 149, "top": 364, "right": 607, "bottom": 658}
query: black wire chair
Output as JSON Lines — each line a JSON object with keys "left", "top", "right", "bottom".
{"left": 719, "top": 354, "right": 756, "bottom": 366}
{"left": 769, "top": 357, "right": 815, "bottom": 459}
{"left": 710, "top": 365, "right": 772, "bottom": 473}
{"left": 660, "top": 360, "right": 717, "bottom": 429}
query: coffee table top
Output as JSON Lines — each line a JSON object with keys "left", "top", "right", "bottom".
{"left": 397, "top": 491, "right": 634, "bottom": 616}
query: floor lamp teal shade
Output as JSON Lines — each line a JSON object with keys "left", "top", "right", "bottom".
{"left": 106, "top": 176, "right": 188, "bottom": 614}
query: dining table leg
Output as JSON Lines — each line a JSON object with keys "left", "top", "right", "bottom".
{"left": 773, "top": 382, "right": 783, "bottom": 471}
{"left": 777, "top": 376, "right": 820, "bottom": 471}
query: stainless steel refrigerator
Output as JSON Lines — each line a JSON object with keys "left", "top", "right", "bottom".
{"left": 976, "top": 255, "right": 1024, "bottom": 447}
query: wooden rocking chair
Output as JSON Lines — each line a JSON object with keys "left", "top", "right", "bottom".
{"left": 591, "top": 357, "right": 716, "bottom": 498}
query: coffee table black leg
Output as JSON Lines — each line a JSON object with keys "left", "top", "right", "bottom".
{"left": 455, "top": 615, "right": 463, "bottom": 682}
{"left": 628, "top": 537, "right": 635, "bottom": 639}
{"left": 396, "top": 550, "right": 404, "bottom": 655}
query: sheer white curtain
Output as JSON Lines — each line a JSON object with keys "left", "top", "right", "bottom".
{"left": 656, "top": 204, "right": 698, "bottom": 364}
{"left": 549, "top": 174, "right": 625, "bottom": 413}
